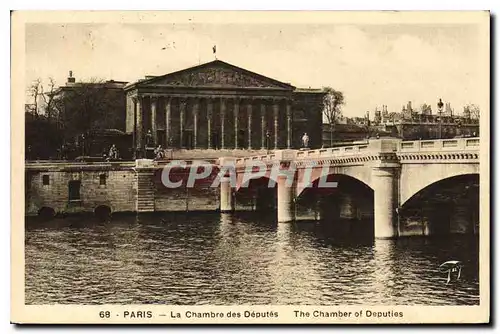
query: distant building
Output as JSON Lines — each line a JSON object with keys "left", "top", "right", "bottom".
{"left": 402, "top": 101, "right": 413, "bottom": 120}
{"left": 463, "top": 106, "right": 471, "bottom": 119}
{"left": 373, "top": 106, "right": 382, "bottom": 125}
{"left": 443, "top": 102, "right": 454, "bottom": 117}
{"left": 421, "top": 104, "right": 432, "bottom": 116}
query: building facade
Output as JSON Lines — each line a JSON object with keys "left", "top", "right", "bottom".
{"left": 124, "top": 60, "right": 324, "bottom": 156}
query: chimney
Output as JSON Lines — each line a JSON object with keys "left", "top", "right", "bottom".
{"left": 407, "top": 101, "right": 412, "bottom": 111}
{"left": 67, "top": 70, "right": 75, "bottom": 84}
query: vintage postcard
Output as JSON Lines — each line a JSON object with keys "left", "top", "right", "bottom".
{"left": 11, "top": 10, "right": 490, "bottom": 324}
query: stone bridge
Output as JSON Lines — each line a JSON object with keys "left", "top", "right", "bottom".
{"left": 218, "top": 137, "right": 480, "bottom": 238}
{"left": 25, "top": 137, "right": 479, "bottom": 239}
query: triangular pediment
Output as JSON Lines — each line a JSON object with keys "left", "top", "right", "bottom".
{"left": 137, "top": 60, "right": 294, "bottom": 90}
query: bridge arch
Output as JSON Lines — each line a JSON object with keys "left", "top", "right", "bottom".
{"left": 234, "top": 176, "right": 277, "bottom": 212}
{"left": 400, "top": 163, "right": 479, "bottom": 206}
{"left": 295, "top": 165, "right": 373, "bottom": 198}
{"left": 399, "top": 173, "right": 479, "bottom": 235}
{"left": 295, "top": 171, "right": 374, "bottom": 228}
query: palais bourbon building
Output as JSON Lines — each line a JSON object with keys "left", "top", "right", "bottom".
{"left": 124, "top": 60, "right": 324, "bottom": 155}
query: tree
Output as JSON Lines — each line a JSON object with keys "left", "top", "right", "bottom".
{"left": 59, "top": 78, "right": 126, "bottom": 156}
{"left": 26, "top": 77, "right": 59, "bottom": 118}
{"left": 322, "top": 87, "right": 345, "bottom": 147}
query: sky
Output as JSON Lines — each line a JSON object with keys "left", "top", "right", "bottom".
{"left": 25, "top": 21, "right": 484, "bottom": 118}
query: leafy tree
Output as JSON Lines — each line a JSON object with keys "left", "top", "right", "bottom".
{"left": 322, "top": 87, "right": 345, "bottom": 147}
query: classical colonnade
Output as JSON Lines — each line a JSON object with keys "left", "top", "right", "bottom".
{"left": 130, "top": 95, "right": 293, "bottom": 151}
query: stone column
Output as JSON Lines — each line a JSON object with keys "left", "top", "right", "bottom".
{"left": 286, "top": 100, "right": 292, "bottom": 149}
{"left": 261, "top": 101, "right": 267, "bottom": 149}
{"left": 273, "top": 101, "right": 279, "bottom": 149}
{"left": 220, "top": 176, "right": 234, "bottom": 213}
{"left": 136, "top": 96, "right": 143, "bottom": 152}
{"left": 192, "top": 98, "right": 199, "bottom": 149}
{"left": 179, "top": 98, "right": 186, "bottom": 148}
{"left": 126, "top": 93, "right": 134, "bottom": 134}
{"left": 132, "top": 97, "right": 137, "bottom": 154}
{"left": 234, "top": 99, "right": 239, "bottom": 149}
{"left": 277, "top": 172, "right": 295, "bottom": 223}
{"left": 220, "top": 98, "right": 226, "bottom": 149}
{"left": 151, "top": 97, "right": 157, "bottom": 146}
{"left": 372, "top": 167, "right": 397, "bottom": 239}
{"left": 247, "top": 100, "right": 253, "bottom": 149}
{"left": 165, "top": 97, "right": 171, "bottom": 147}
{"left": 207, "top": 98, "right": 213, "bottom": 149}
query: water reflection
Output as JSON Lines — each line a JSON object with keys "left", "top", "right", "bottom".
{"left": 25, "top": 213, "right": 479, "bottom": 305}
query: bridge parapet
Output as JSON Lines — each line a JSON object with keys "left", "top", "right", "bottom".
{"left": 397, "top": 137, "right": 480, "bottom": 163}
{"left": 233, "top": 138, "right": 402, "bottom": 167}
{"left": 231, "top": 137, "right": 480, "bottom": 167}
{"left": 399, "top": 137, "right": 479, "bottom": 152}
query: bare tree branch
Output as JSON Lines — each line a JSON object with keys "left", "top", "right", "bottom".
{"left": 40, "top": 77, "right": 57, "bottom": 119}
{"left": 27, "top": 78, "right": 42, "bottom": 116}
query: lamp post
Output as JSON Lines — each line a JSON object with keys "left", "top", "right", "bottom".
{"left": 437, "top": 98, "right": 444, "bottom": 139}
{"left": 81, "top": 134, "right": 86, "bottom": 156}
{"left": 266, "top": 130, "right": 271, "bottom": 155}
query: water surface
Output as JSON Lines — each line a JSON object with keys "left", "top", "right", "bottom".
{"left": 25, "top": 213, "right": 479, "bottom": 305}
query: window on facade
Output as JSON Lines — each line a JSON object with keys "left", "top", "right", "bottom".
{"left": 68, "top": 180, "right": 81, "bottom": 201}
{"left": 99, "top": 174, "right": 106, "bottom": 186}
{"left": 42, "top": 175, "right": 50, "bottom": 185}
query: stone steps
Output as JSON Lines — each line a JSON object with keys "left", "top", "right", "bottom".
{"left": 136, "top": 173, "right": 155, "bottom": 212}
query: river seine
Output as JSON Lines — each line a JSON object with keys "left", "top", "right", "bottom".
{"left": 25, "top": 212, "right": 479, "bottom": 305}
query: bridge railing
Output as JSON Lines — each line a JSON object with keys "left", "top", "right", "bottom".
{"left": 233, "top": 143, "right": 372, "bottom": 165}
{"left": 399, "top": 137, "right": 480, "bottom": 153}
{"left": 25, "top": 161, "right": 137, "bottom": 170}
{"left": 295, "top": 144, "right": 370, "bottom": 159}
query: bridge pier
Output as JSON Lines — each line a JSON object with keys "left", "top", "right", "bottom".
{"left": 372, "top": 167, "right": 398, "bottom": 239}
{"left": 220, "top": 176, "right": 234, "bottom": 213}
{"left": 277, "top": 174, "right": 295, "bottom": 223}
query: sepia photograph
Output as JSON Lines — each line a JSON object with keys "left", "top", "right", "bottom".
{"left": 11, "top": 10, "right": 490, "bottom": 324}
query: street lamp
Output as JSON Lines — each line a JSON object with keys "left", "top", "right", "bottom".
{"left": 437, "top": 98, "right": 444, "bottom": 139}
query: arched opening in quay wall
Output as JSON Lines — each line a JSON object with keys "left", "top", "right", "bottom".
{"left": 37, "top": 206, "right": 56, "bottom": 220}
{"left": 94, "top": 205, "right": 112, "bottom": 221}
